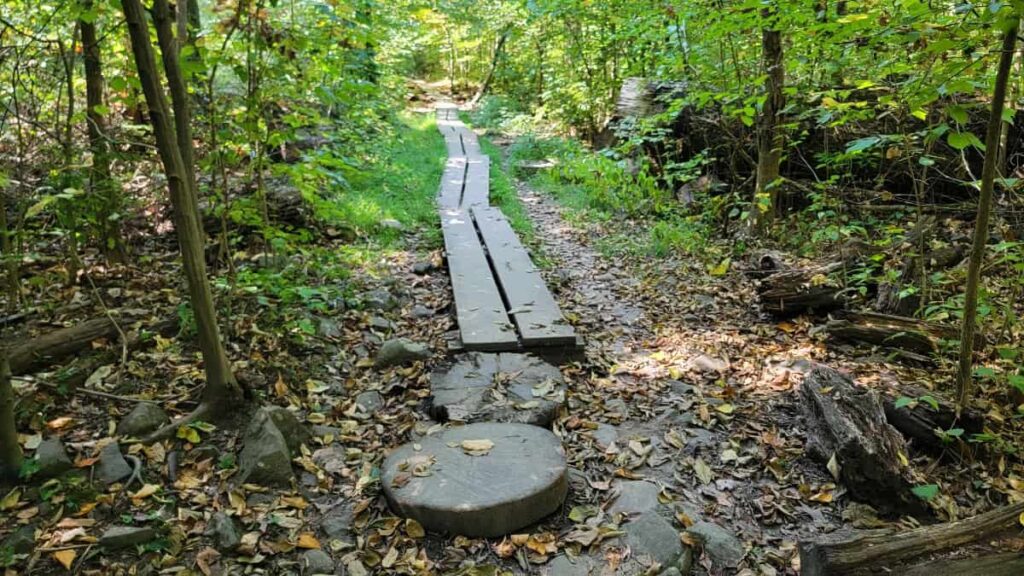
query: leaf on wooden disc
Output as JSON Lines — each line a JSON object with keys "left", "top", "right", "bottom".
{"left": 53, "top": 549, "right": 76, "bottom": 570}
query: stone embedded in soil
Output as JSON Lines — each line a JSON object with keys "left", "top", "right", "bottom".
{"left": 100, "top": 525, "right": 157, "bottom": 549}
{"left": 623, "top": 511, "right": 685, "bottom": 571}
{"left": 375, "top": 338, "right": 431, "bottom": 368}
{"left": 381, "top": 422, "right": 568, "bottom": 537}
{"left": 429, "top": 352, "right": 565, "bottom": 426}
{"left": 96, "top": 441, "right": 132, "bottom": 484}
{"left": 249, "top": 406, "right": 311, "bottom": 456}
{"left": 354, "top": 390, "right": 384, "bottom": 413}
{"left": 363, "top": 288, "right": 396, "bottom": 310}
{"left": 608, "top": 480, "right": 662, "bottom": 517}
{"left": 686, "top": 520, "right": 745, "bottom": 569}
{"left": 117, "top": 402, "right": 169, "bottom": 437}
{"left": 205, "top": 511, "right": 241, "bottom": 552}
{"left": 589, "top": 423, "right": 618, "bottom": 450}
{"left": 238, "top": 414, "right": 294, "bottom": 487}
{"left": 543, "top": 555, "right": 595, "bottom": 575}
{"left": 34, "top": 438, "right": 72, "bottom": 478}
{"left": 301, "top": 549, "right": 335, "bottom": 575}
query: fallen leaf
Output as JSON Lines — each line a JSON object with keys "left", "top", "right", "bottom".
{"left": 131, "top": 484, "right": 160, "bottom": 499}
{"left": 53, "top": 549, "right": 76, "bottom": 570}
{"left": 460, "top": 439, "right": 494, "bottom": 456}
{"left": 405, "top": 518, "right": 425, "bottom": 538}
{"left": 296, "top": 533, "right": 321, "bottom": 549}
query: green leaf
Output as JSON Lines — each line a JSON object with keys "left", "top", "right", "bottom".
{"left": 948, "top": 105, "right": 968, "bottom": 124}
{"left": 846, "top": 136, "right": 881, "bottom": 153}
{"left": 911, "top": 484, "right": 939, "bottom": 500}
{"left": 893, "top": 396, "right": 915, "bottom": 409}
{"left": 1008, "top": 374, "right": 1024, "bottom": 393}
{"left": 948, "top": 131, "right": 984, "bottom": 151}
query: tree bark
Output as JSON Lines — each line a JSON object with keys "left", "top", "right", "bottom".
{"left": 121, "top": 0, "right": 241, "bottom": 412}
{"left": 0, "top": 348, "right": 21, "bottom": 484}
{"left": 81, "top": 1, "right": 126, "bottom": 261}
{"left": 471, "top": 27, "right": 511, "bottom": 106}
{"left": 753, "top": 6, "right": 784, "bottom": 230}
{"left": 956, "top": 19, "right": 1019, "bottom": 408}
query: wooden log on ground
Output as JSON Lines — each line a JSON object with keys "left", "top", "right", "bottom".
{"left": 758, "top": 262, "right": 847, "bottom": 316}
{"left": 825, "top": 312, "right": 957, "bottom": 356}
{"left": 882, "top": 386, "right": 985, "bottom": 453}
{"left": 800, "top": 365, "right": 928, "bottom": 517}
{"left": 9, "top": 317, "right": 123, "bottom": 375}
{"left": 901, "top": 552, "right": 1024, "bottom": 576}
{"left": 799, "top": 501, "right": 1024, "bottom": 576}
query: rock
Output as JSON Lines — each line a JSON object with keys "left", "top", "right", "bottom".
{"left": 317, "top": 318, "right": 341, "bottom": 339}
{"left": 590, "top": 423, "right": 618, "bottom": 449}
{"left": 412, "top": 262, "right": 434, "bottom": 275}
{"left": 542, "top": 555, "right": 595, "bottom": 575}
{"left": 411, "top": 305, "right": 433, "bottom": 319}
{"left": 96, "top": 442, "right": 133, "bottom": 484}
{"left": 2, "top": 525, "right": 35, "bottom": 554}
{"left": 205, "top": 511, "right": 241, "bottom": 552}
{"left": 100, "top": 525, "right": 157, "bottom": 549}
{"left": 321, "top": 504, "right": 354, "bottom": 540}
{"left": 429, "top": 353, "right": 565, "bottom": 426}
{"left": 354, "top": 390, "right": 384, "bottom": 413}
{"left": 666, "top": 380, "right": 695, "bottom": 396}
{"left": 692, "top": 354, "right": 728, "bottom": 375}
{"left": 382, "top": 422, "right": 568, "bottom": 537}
{"left": 686, "top": 521, "right": 745, "bottom": 569}
{"left": 34, "top": 438, "right": 72, "bottom": 478}
{"left": 312, "top": 446, "right": 347, "bottom": 475}
{"left": 312, "top": 425, "right": 343, "bottom": 438}
{"left": 302, "top": 549, "right": 335, "bottom": 575}
{"left": 605, "top": 397, "right": 629, "bottom": 418}
{"left": 375, "top": 338, "right": 430, "bottom": 368}
{"left": 608, "top": 480, "right": 662, "bottom": 516}
{"left": 249, "top": 406, "right": 311, "bottom": 456}
{"left": 238, "top": 415, "right": 294, "bottom": 487}
{"left": 623, "top": 512, "right": 684, "bottom": 571}
{"left": 363, "top": 288, "right": 396, "bottom": 310}
{"left": 117, "top": 403, "right": 169, "bottom": 437}
{"left": 369, "top": 316, "right": 392, "bottom": 331}
{"left": 379, "top": 218, "right": 404, "bottom": 231}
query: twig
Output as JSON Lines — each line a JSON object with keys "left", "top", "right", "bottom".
{"left": 36, "top": 380, "right": 156, "bottom": 403}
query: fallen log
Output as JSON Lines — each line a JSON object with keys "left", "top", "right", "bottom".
{"left": 799, "top": 501, "right": 1024, "bottom": 576}
{"left": 800, "top": 365, "right": 928, "bottom": 517}
{"left": 824, "top": 312, "right": 957, "bottom": 356}
{"left": 758, "top": 262, "right": 848, "bottom": 316}
{"left": 882, "top": 386, "right": 985, "bottom": 453}
{"left": 902, "top": 552, "right": 1024, "bottom": 576}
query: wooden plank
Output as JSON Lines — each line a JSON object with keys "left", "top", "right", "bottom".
{"left": 472, "top": 206, "right": 576, "bottom": 347}
{"left": 440, "top": 208, "right": 519, "bottom": 351}
{"left": 462, "top": 157, "right": 490, "bottom": 208}
{"left": 437, "top": 158, "right": 466, "bottom": 210}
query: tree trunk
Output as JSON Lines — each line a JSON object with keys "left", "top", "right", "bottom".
{"left": 0, "top": 348, "right": 21, "bottom": 484}
{"left": 81, "top": 2, "right": 126, "bottom": 261}
{"left": 151, "top": 0, "right": 197, "bottom": 193}
{"left": 121, "top": 0, "right": 241, "bottom": 414}
{"left": 753, "top": 6, "right": 784, "bottom": 230}
{"left": 470, "top": 27, "right": 511, "bottom": 106}
{"left": 0, "top": 200, "right": 20, "bottom": 313}
{"left": 956, "top": 19, "right": 1019, "bottom": 408}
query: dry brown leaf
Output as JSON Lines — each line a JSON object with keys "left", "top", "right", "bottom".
{"left": 52, "top": 549, "right": 75, "bottom": 570}
{"left": 296, "top": 532, "right": 321, "bottom": 549}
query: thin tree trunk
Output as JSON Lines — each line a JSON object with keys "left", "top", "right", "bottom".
{"left": 956, "top": 19, "right": 1019, "bottom": 408}
{"left": 81, "top": 2, "right": 126, "bottom": 261}
{"left": 121, "top": 0, "right": 241, "bottom": 421}
{"left": 0, "top": 348, "right": 21, "bottom": 484}
{"left": 754, "top": 6, "right": 785, "bottom": 230}
{"left": 0, "top": 200, "right": 19, "bottom": 313}
{"left": 152, "top": 0, "right": 197, "bottom": 192}
{"left": 471, "top": 27, "right": 511, "bottom": 106}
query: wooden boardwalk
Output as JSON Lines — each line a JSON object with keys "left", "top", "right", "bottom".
{"left": 434, "top": 104, "right": 577, "bottom": 351}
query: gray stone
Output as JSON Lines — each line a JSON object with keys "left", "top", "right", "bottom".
{"left": 382, "top": 422, "right": 568, "bottom": 537}
{"left": 117, "top": 403, "right": 169, "bottom": 437}
{"left": 312, "top": 425, "right": 343, "bottom": 438}
{"left": 34, "top": 438, "right": 72, "bottom": 478}
{"left": 623, "top": 512, "right": 684, "bottom": 571}
{"left": 363, "top": 288, "right": 396, "bottom": 310}
{"left": 590, "top": 423, "right": 618, "bottom": 449}
{"left": 100, "top": 525, "right": 157, "bottom": 549}
{"left": 605, "top": 398, "right": 629, "bottom": 418}
{"left": 411, "top": 305, "right": 433, "bottom": 319}
{"left": 375, "top": 338, "right": 430, "bottom": 368}
{"left": 248, "top": 406, "right": 311, "bottom": 456}
{"left": 96, "top": 442, "right": 132, "bottom": 484}
{"left": 686, "top": 521, "right": 745, "bottom": 569}
{"left": 238, "top": 415, "right": 294, "bottom": 487}
{"left": 354, "top": 390, "right": 384, "bottom": 413}
{"left": 608, "top": 480, "right": 662, "bottom": 516}
{"left": 542, "top": 555, "right": 595, "bottom": 575}
{"left": 317, "top": 318, "right": 342, "bottom": 339}
{"left": 379, "top": 218, "right": 404, "bottom": 231}
{"left": 429, "top": 353, "right": 565, "bottom": 426}
{"left": 412, "top": 262, "right": 434, "bottom": 275}
{"left": 205, "top": 511, "right": 240, "bottom": 552}
{"left": 2, "top": 525, "right": 35, "bottom": 554}
{"left": 369, "top": 316, "right": 392, "bottom": 331}
{"left": 667, "top": 380, "right": 695, "bottom": 396}
{"left": 312, "top": 446, "right": 347, "bottom": 475}
{"left": 321, "top": 504, "right": 353, "bottom": 540}
{"left": 302, "top": 549, "right": 335, "bottom": 575}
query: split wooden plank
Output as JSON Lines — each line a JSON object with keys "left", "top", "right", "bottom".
{"left": 462, "top": 157, "right": 490, "bottom": 208}
{"left": 472, "top": 206, "right": 576, "bottom": 347}
{"left": 437, "top": 158, "right": 466, "bottom": 210}
{"left": 439, "top": 208, "right": 519, "bottom": 351}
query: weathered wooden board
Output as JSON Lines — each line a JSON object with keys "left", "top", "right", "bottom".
{"left": 472, "top": 206, "right": 576, "bottom": 347}
{"left": 438, "top": 158, "right": 466, "bottom": 210}
{"left": 439, "top": 208, "right": 519, "bottom": 351}
{"left": 462, "top": 157, "right": 490, "bottom": 208}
